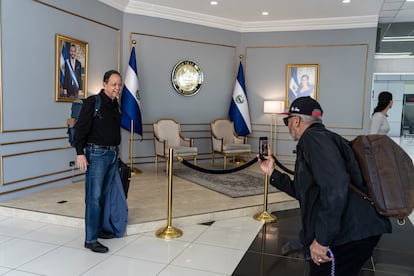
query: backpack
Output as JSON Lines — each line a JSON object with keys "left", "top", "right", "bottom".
{"left": 67, "top": 94, "right": 101, "bottom": 147}
{"left": 277, "top": 134, "right": 414, "bottom": 224}
{"left": 350, "top": 135, "right": 414, "bottom": 224}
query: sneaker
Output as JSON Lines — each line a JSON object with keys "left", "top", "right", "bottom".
{"left": 98, "top": 230, "right": 115, "bottom": 239}
{"left": 84, "top": 241, "right": 108, "bottom": 253}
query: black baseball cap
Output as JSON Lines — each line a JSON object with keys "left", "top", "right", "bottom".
{"left": 281, "top": 96, "right": 323, "bottom": 117}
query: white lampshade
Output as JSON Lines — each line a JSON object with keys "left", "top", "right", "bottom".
{"left": 263, "top": 101, "right": 284, "bottom": 114}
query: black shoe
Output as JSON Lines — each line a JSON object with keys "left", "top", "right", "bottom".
{"left": 98, "top": 230, "right": 115, "bottom": 239}
{"left": 84, "top": 241, "right": 108, "bottom": 253}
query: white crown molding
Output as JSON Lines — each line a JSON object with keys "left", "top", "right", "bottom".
{"left": 237, "top": 15, "right": 379, "bottom": 33}
{"left": 99, "top": 0, "right": 129, "bottom": 11}
{"left": 99, "top": 0, "right": 379, "bottom": 32}
{"left": 123, "top": 0, "right": 242, "bottom": 31}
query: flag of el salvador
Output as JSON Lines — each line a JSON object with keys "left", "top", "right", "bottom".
{"left": 288, "top": 67, "right": 299, "bottom": 106}
{"left": 229, "top": 62, "right": 252, "bottom": 136}
{"left": 120, "top": 46, "right": 143, "bottom": 136}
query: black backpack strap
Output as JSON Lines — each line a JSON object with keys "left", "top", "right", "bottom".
{"left": 93, "top": 94, "right": 102, "bottom": 118}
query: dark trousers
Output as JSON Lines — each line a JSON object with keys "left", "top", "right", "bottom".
{"left": 308, "top": 235, "right": 381, "bottom": 276}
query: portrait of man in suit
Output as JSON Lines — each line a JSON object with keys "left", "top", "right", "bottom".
{"left": 56, "top": 35, "right": 88, "bottom": 102}
{"left": 63, "top": 44, "right": 83, "bottom": 98}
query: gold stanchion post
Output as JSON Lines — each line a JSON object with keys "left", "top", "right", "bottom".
{"left": 253, "top": 174, "right": 277, "bottom": 223}
{"left": 156, "top": 148, "right": 183, "bottom": 239}
{"left": 255, "top": 101, "right": 284, "bottom": 223}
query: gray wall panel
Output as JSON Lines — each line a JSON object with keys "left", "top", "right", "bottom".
{"left": 0, "top": 0, "right": 122, "bottom": 200}
{"left": 2, "top": 0, "right": 120, "bottom": 130}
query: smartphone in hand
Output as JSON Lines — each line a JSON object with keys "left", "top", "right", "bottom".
{"left": 259, "top": 137, "right": 268, "bottom": 160}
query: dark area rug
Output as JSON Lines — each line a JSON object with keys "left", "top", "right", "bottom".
{"left": 173, "top": 168, "right": 280, "bottom": 198}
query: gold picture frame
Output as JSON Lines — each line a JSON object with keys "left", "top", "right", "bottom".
{"left": 285, "top": 64, "right": 319, "bottom": 108}
{"left": 55, "top": 34, "right": 88, "bottom": 102}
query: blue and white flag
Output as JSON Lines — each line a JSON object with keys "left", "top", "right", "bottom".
{"left": 229, "top": 62, "right": 252, "bottom": 136}
{"left": 120, "top": 46, "right": 143, "bottom": 136}
{"left": 65, "top": 59, "right": 80, "bottom": 90}
{"left": 288, "top": 67, "right": 299, "bottom": 106}
{"left": 59, "top": 42, "right": 69, "bottom": 86}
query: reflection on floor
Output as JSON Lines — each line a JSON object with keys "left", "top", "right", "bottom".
{"left": 233, "top": 209, "right": 414, "bottom": 276}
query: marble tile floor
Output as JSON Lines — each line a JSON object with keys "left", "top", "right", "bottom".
{"left": 0, "top": 211, "right": 263, "bottom": 275}
{"left": 0, "top": 208, "right": 412, "bottom": 275}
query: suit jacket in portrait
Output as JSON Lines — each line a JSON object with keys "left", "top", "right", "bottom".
{"left": 63, "top": 59, "right": 82, "bottom": 98}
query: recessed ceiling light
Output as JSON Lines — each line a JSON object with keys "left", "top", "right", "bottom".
{"left": 376, "top": 52, "right": 412, "bottom": 55}
{"left": 210, "top": 1, "right": 218, "bottom": 5}
{"left": 342, "top": 0, "right": 351, "bottom": 3}
{"left": 382, "top": 36, "right": 414, "bottom": 42}
{"left": 375, "top": 53, "right": 413, "bottom": 59}
{"left": 262, "top": 11, "right": 269, "bottom": 16}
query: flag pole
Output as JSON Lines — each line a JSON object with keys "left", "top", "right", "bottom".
{"left": 234, "top": 54, "right": 246, "bottom": 165}
{"left": 130, "top": 119, "right": 141, "bottom": 174}
{"left": 122, "top": 39, "right": 142, "bottom": 175}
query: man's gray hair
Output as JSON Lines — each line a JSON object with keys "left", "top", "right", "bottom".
{"left": 298, "top": 114, "right": 322, "bottom": 125}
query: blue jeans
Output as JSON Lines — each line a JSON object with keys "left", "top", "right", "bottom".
{"left": 84, "top": 146, "right": 118, "bottom": 243}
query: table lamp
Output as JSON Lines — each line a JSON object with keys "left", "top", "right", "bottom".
{"left": 263, "top": 101, "right": 284, "bottom": 155}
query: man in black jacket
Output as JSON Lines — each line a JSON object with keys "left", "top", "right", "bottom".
{"left": 74, "top": 70, "right": 122, "bottom": 253}
{"left": 259, "top": 96, "right": 391, "bottom": 276}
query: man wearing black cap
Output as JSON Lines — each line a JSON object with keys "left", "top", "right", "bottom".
{"left": 259, "top": 97, "right": 391, "bottom": 276}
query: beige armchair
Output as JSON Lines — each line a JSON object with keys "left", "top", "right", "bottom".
{"left": 153, "top": 118, "right": 197, "bottom": 173}
{"left": 210, "top": 119, "right": 251, "bottom": 169}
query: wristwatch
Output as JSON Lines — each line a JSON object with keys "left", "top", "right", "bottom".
{"left": 171, "top": 60, "right": 203, "bottom": 96}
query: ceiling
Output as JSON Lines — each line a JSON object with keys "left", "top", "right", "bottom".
{"left": 378, "top": 0, "right": 414, "bottom": 56}
{"left": 99, "top": 0, "right": 414, "bottom": 54}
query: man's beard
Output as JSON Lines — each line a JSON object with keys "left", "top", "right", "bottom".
{"left": 289, "top": 127, "right": 299, "bottom": 141}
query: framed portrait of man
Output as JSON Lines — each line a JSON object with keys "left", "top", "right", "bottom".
{"left": 55, "top": 34, "right": 88, "bottom": 102}
{"left": 285, "top": 64, "right": 319, "bottom": 108}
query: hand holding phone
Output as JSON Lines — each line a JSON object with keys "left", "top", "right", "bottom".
{"left": 259, "top": 137, "right": 268, "bottom": 160}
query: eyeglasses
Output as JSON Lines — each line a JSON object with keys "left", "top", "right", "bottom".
{"left": 283, "top": 115, "right": 295, "bottom": 126}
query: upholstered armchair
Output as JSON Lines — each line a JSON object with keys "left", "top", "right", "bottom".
{"left": 210, "top": 119, "right": 251, "bottom": 169}
{"left": 153, "top": 118, "right": 198, "bottom": 173}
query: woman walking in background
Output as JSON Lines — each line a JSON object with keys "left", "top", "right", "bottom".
{"left": 369, "top": 91, "right": 393, "bottom": 135}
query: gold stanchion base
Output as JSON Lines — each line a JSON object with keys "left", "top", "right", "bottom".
{"left": 131, "top": 167, "right": 142, "bottom": 175}
{"left": 231, "top": 156, "right": 246, "bottom": 165}
{"left": 253, "top": 211, "right": 277, "bottom": 223}
{"left": 156, "top": 225, "right": 183, "bottom": 239}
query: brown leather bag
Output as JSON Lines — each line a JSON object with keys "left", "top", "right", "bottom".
{"left": 350, "top": 135, "right": 414, "bottom": 222}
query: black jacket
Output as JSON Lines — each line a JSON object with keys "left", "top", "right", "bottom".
{"left": 270, "top": 123, "right": 391, "bottom": 248}
{"left": 74, "top": 90, "right": 121, "bottom": 155}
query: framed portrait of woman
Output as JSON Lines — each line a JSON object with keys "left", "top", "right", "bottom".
{"left": 285, "top": 64, "right": 319, "bottom": 108}
{"left": 55, "top": 34, "right": 88, "bottom": 102}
